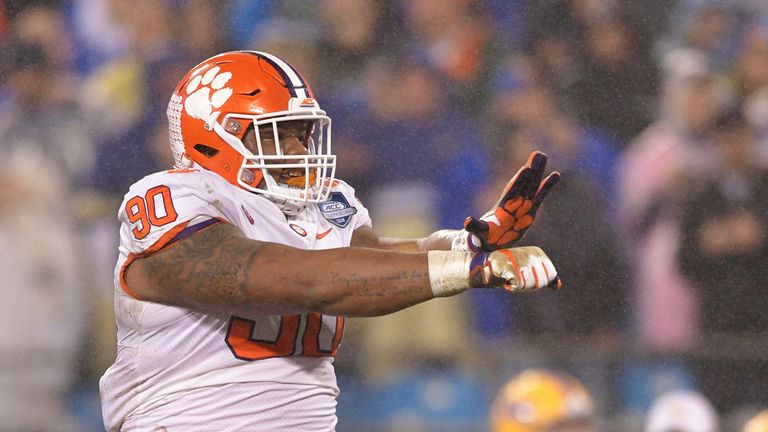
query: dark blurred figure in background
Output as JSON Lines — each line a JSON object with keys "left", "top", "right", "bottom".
{"left": 619, "top": 48, "right": 728, "bottom": 352}
{"left": 678, "top": 109, "right": 768, "bottom": 413}
{"left": 177, "top": 0, "right": 231, "bottom": 62}
{"left": 571, "top": 10, "right": 658, "bottom": 148}
{"left": 732, "top": 20, "right": 768, "bottom": 103}
{"left": 471, "top": 55, "right": 626, "bottom": 341}
{"left": 0, "top": 40, "right": 92, "bottom": 182}
{"left": 526, "top": 0, "right": 658, "bottom": 148}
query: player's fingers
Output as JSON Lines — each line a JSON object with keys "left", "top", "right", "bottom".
{"left": 502, "top": 197, "right": 523, "bottom": 213}
{"left": 523, "top": 249, "right": 560, "bottom": 291}
{"left": 498, "top": 230, "right": 520, "bottom": 246}
{"left": 541, "top": 256, "right": 557, "bottom": 282}
{"left": 526, "top": 151, "right": 548, "bottom": 186}
{"left": 548, "top": 276, "right": 563, "bottom": 291}
{"left": 513, "top": 215, "right": 533, "bottom": 231}
{"left": 524, "top": 153, "right": 547, "bottom": 200}
{"left": 464, "top": 217, "right": 489, "bottom": 236}
{"left": 534, "top": 259, "right": 550, "bottom": 290}
{"left": 514, "top": 199, "right": 534, "bottom": 218}
{"left": 501, "top": 167, "right": 534, "bottom": 204}
{"left": 500, "top": 165, "right": 524, "bottom": 196}
{"left": 533, "top": 171, "right": 560, "bottom": 208}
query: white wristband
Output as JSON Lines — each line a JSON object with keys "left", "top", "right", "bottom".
{"left": 427, "top": 250, "right": 472, "bottom": 297}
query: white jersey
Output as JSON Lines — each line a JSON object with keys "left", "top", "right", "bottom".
{"left": 100, "top": 168, "right": 371, "bottom": 432}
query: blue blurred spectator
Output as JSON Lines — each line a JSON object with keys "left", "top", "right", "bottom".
{"left": 484, "top": 0, "right": 529, "bottom": 48}
{"left": 248, "top": 17, "right": 321, "bottom": 88}
{"left": 333, "top": 55, "right": 490, "bottom": 229}
{"left": 225, "top": 0, "right": 279, "bottom": 47}
{"left": 77, "top": 0, "right": 195, "bottom": 195}
{"left": 400, "top": 0, "right": 502, "bottom": 116}
{"left": 0, "top": 39, "right": 92, "bottom": 186}
{"left": 70, "top": 0, "right": 130, "bottom": 74}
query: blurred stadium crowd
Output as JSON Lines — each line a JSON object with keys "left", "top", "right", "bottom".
{"left": 1, "top": 0, "right": 768, "bottom": 430}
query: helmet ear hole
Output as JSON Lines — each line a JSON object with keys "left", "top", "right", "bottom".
{"left": 193, "top": 144, "right": 220, "bottom": 158}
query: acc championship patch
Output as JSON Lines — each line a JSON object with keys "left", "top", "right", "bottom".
{"left": 319, "top": 192, "right": 357, "bottom": 228}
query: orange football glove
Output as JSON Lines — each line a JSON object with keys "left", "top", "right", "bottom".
{"left": 464, "top": 151, "right": 560, "bottom": 251}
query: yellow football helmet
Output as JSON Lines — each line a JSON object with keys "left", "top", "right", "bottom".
{"left": 491, "top": 369, "right": 595, "bottom": 432}
{"left": 744, "top": 410, "right": 768, "bottom": 432}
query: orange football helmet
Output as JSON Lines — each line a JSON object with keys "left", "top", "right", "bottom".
{"left": 744, "top": 410, "right": 768, "bottom": 432}
{"left": 491, "top": 369, "right": 595, "bottom": 432}
{"left": 167, "top": 50, "right": 335, "bottom": 212}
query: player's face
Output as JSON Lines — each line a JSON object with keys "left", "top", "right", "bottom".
{"left": 242, "top": 120, "right": 313, "bottom": 185}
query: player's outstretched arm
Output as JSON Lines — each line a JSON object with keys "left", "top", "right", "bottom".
{"left": 126, "top": 222, "right": 560, "bottom": 317}
{"left": 351, "top": 226, "right": 459, "bottom": 251}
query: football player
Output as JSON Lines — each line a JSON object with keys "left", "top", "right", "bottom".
{"left": 744, "top": 410, "right": 768, "bottom": 432}
{"left": 490, "top": 369, "right": 596, "bottom": 432}
{"left": 645, "top": 390, "right": 719, "bottom": 432}
{"left": 99, "top": 51, "right": 561, "bottom": 431}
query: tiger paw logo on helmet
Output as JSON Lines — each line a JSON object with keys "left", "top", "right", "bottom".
{"left": 183, "top": 66, "right": 233, "bottom": 124}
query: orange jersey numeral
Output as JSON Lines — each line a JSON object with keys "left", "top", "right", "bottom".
{"left": 225, "top": 314, "right": 344, "bottom": 361}
{"left": 124, "top": 185, "right": 179, "bottom": 240}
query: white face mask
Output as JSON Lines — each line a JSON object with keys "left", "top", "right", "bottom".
{"left": 211, "top": 103, "right": 337, "bottom": 213}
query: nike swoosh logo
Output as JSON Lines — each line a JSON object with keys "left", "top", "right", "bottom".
{"left": 316, "top": 228, "right": 333, "bottom": 239}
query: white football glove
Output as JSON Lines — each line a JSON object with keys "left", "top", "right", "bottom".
{"left": 469, "top": 246, "right": 561, "bottom": 292}
{"left": 428, "top": 246, "right": 562, "bottom": 297}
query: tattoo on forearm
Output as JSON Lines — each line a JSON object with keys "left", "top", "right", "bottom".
{"left": 144, "top": 223, "right": 263, "bottom": 310}
{"left": 330, "top": 270, "right": 429, "bottom": 297}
